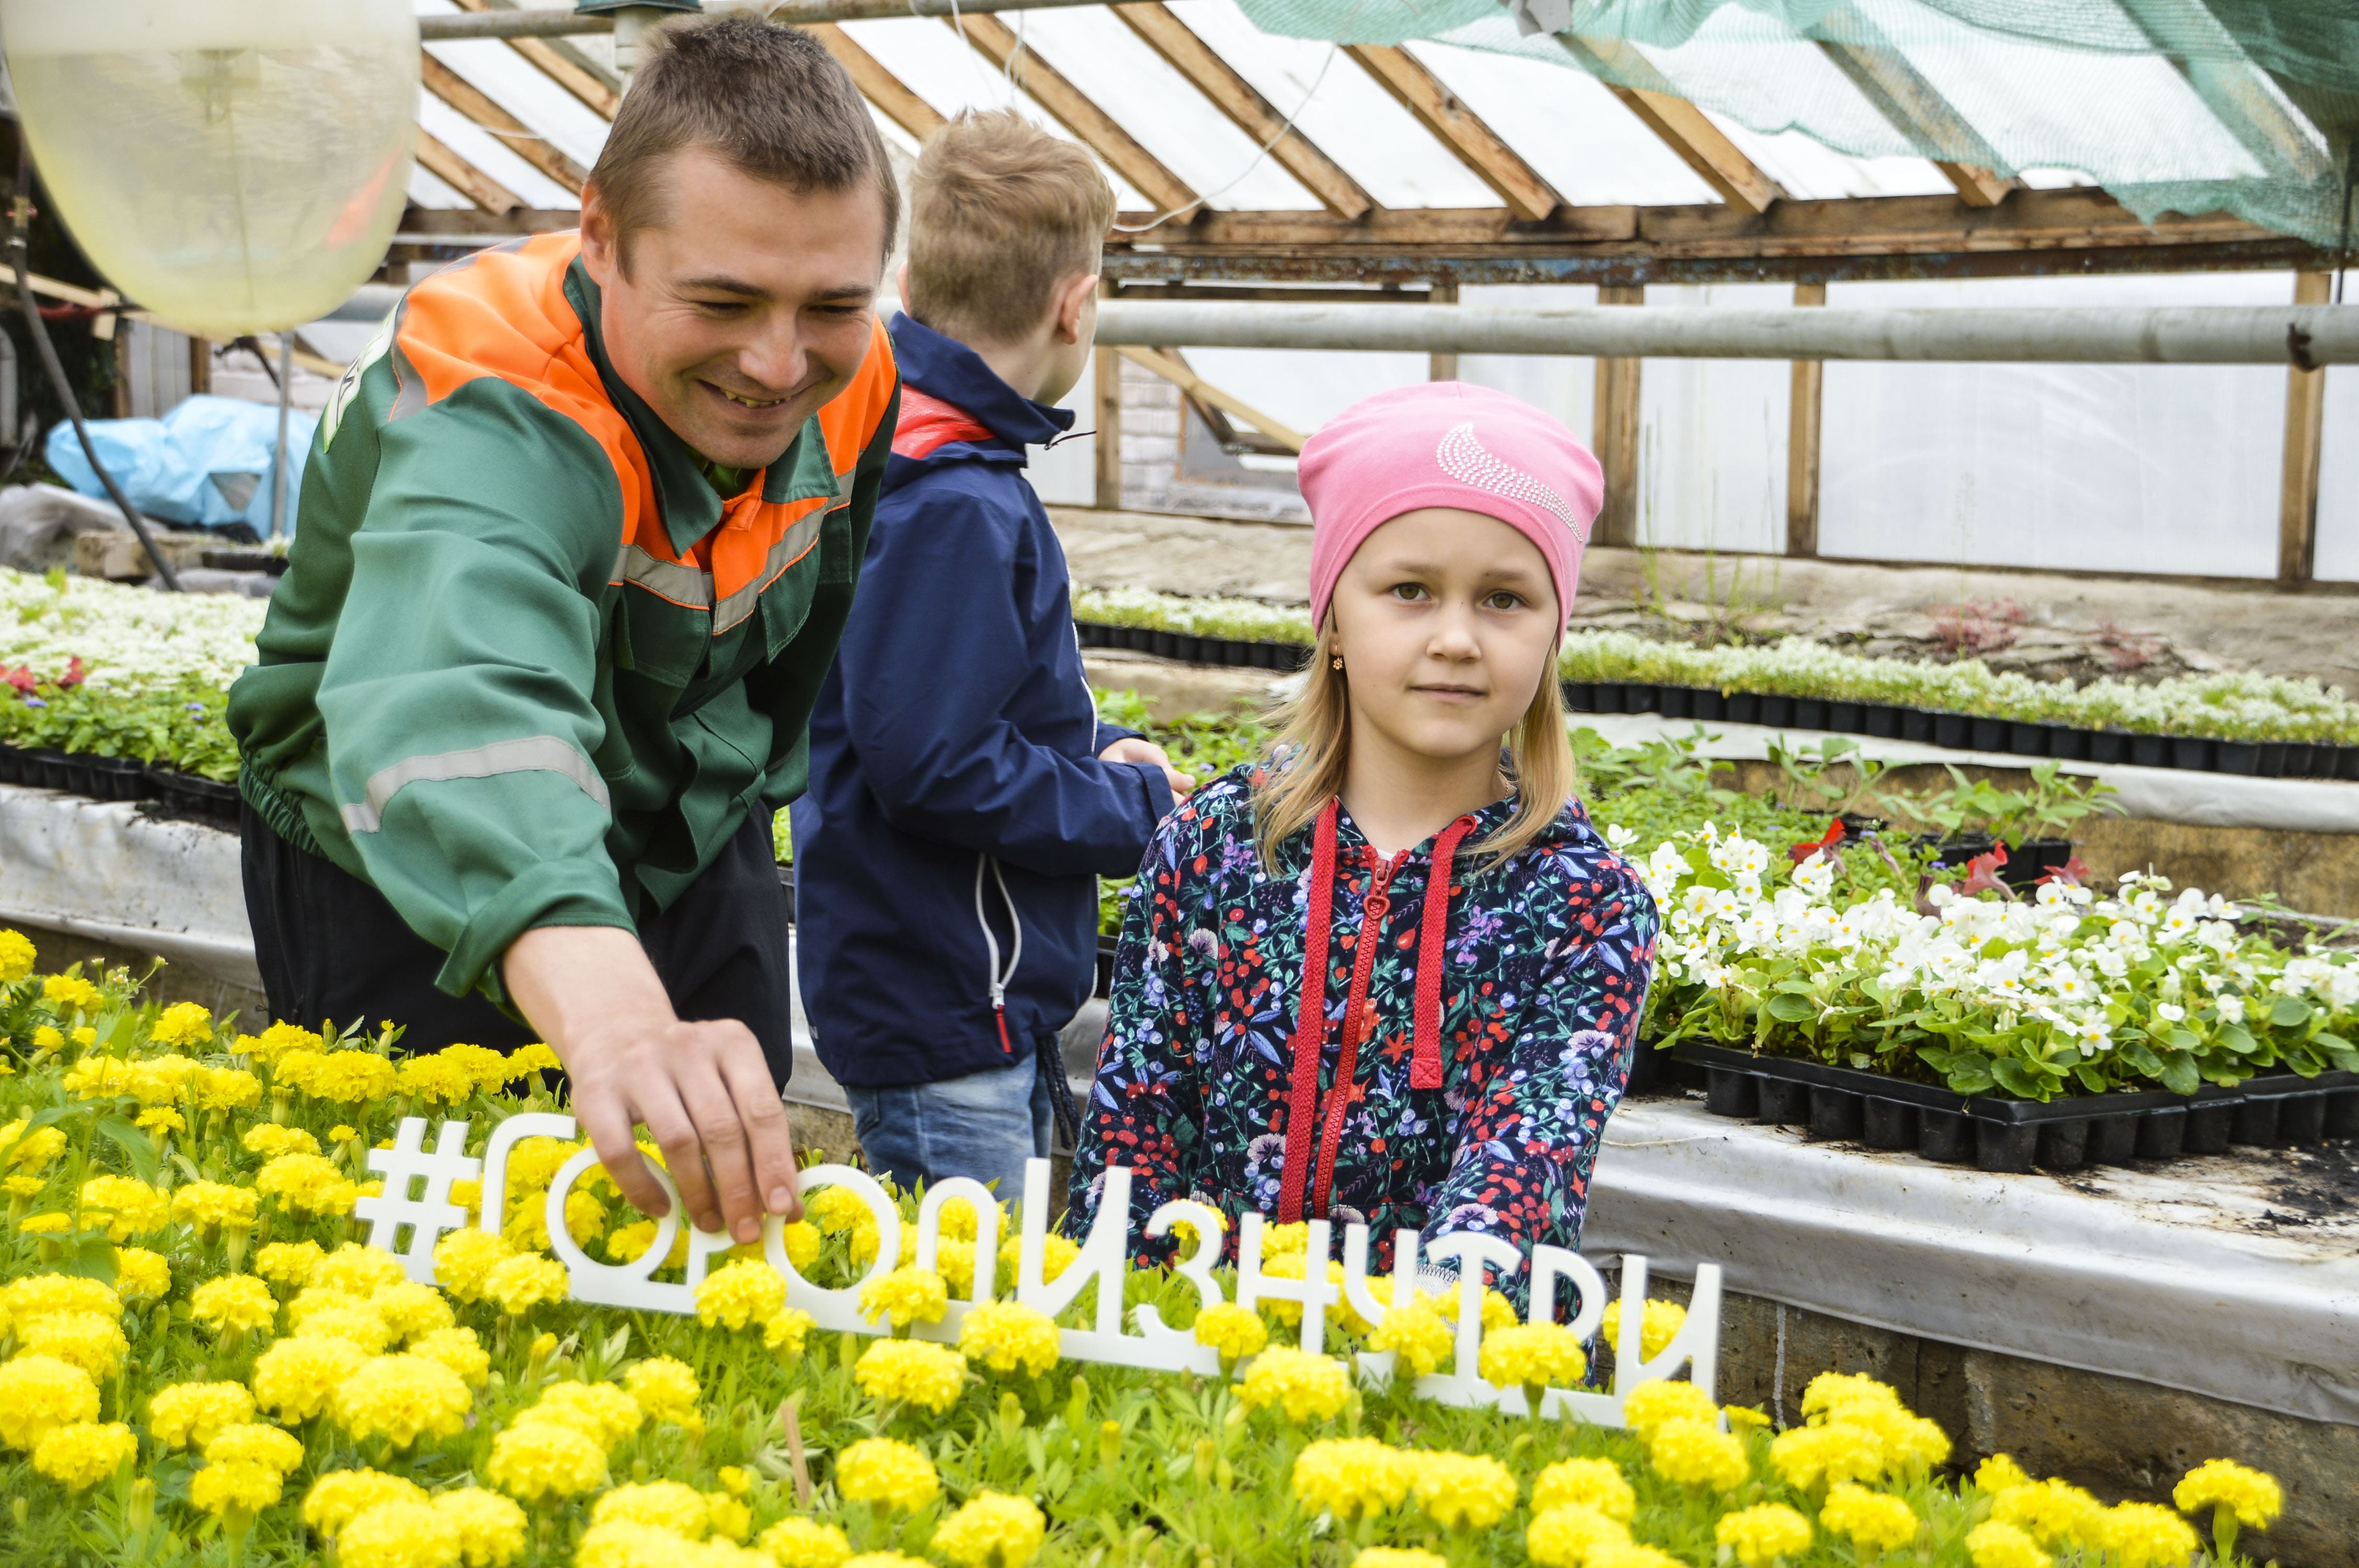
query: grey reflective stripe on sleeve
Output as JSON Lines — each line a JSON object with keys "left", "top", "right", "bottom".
{"left": 340, "top": 735, "right": 613, "bottom": 834}
{"left": 611, "top": 542, "right": 714, "bottom": 607}
{"left": 712, "top": 504, "right": 830, "bottom": 634}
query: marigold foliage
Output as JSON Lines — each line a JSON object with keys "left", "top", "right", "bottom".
{"left": 854, "top": 1337, "right": 968, "bottom": 1412}
{"left": 834, "top": 1436, "right": 940, "bottom": 1512}
{"left": 932, "top": 1489, "right": 1047, "bottom": 1568}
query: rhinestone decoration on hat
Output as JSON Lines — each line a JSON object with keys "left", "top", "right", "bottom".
{"left": 1435, "top": 422, "right": 1587, "bottom": 540}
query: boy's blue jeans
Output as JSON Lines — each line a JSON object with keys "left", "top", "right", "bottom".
{"left": 845, "top": 1050, "right": 1052, "bottom": 1204}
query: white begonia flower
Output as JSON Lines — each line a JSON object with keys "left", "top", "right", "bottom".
{"left": 2194, "top": 920, "right": 2238, "bottom": 955}
{"left": 2154, "top": 1001, "right": 2185, "bottom": 1022}
{"left": 1602, "top": 823, "right": 1637, "bottom": 851}
{"left": 2215, "top": 994, "right": 2246, "bottom": 1024}
{"left": 1790, "top": 852, "right": 1835, "bottom": 902}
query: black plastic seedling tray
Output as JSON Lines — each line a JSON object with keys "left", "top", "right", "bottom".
{"left": 1670, "top": 1042, "right": 2359, "bottom": 1173}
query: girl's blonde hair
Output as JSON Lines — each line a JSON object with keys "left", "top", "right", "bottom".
{"left": 1253, "top": 620, "right": 1575, "bottom": 873}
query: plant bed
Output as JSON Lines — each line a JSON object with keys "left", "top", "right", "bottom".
{"left": 144, "top": 765, "right": 242, "bottom": 827}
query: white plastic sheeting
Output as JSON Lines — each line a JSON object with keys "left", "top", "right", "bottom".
{"left": 1583, "top": 1098, "right": 2359, "bottom": 1427}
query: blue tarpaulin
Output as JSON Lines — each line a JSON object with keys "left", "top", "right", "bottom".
{"left": 45, "top": 395, "right": 318, "bottom": 535}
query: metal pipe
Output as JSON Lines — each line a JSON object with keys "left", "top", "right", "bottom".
{"left": 270, "top": 332, "right": 294, "bottom": 541}
{"left": 418, "top": 0, "right": 1105, "bottom": 41}
{"left": 1092, "top": 299, "right": 2359, "bottom": 365}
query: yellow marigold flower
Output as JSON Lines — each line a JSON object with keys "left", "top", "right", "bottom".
{"left": 191, "top": 1275, "right": 281, "bottom": 1336}
{"left": 205, "top": 1422, "right": 307, "bottom": 1473}
{"left": 758, "top": 1517, "right": 852, "bottom": 1568}
{"left": 486, "top": 1421, "right": 609, "bottom": 1502}
{"left": 372, "top": 1280, "right": 456, "bottom": 1345}
{"left": 1965, "top": 1520, "right": 2051, "bottom": 1568}
{"left": 1723, "top": 1404, "right": 1773, "bottom": 1433}
{"left": 191, "top": 1460, "right": 284, "bottom": 1518}
{"left": 518, "top": 1381, "right": 644, "bottom": 1451}
{"left": 805, "top": 1184, "right": 869, "bottom": 1235}
{"left": 502, "top": 1136, "right": 582, "bottom": 1194}
{"left": 244, "top": 1124, "right": 323, "bottom": 1159}
{"left": 777, "top": 1218, "right": 823, "bottom": 1270}
{"left": 1526, "top": 1503, "right": 1632, "bottom": 1567}
{"left": 0, "top": 1355, "right": 100, "bottom": 1451}
{"left": 311, "top": 1242, "right": 407, "bottom": 1296}
{"left": 510, "top": 1041, "right": 562, "bottom": 1076}
{"left": 994, "top": 1232, "right": 1078, "bottom": 1289}
{"left": 577, "top": 1521, "right": 712, "bottom": 1568}
{"left": 1532, "top": 1458, "right": 1635, "bottom": 1521}
{"left": 706, "top": 1492, "right": 752, "bottom": 1543}
{"left": 0, "top": 926, "right": 37, "bottom": 979}
{"left": 763, "top": 1308, "right": 816, "bottom": 1361}
{"left": 1599, "top": 1298, "right": 1687, "bottom": 1361}
{"left": 397, "top": 1053, "right": 476, "bottom": 1106}
{"left": 1254, "top": 1253, "right": 1367, "bottom": 1333}
{"left": 484, "top": 1253, "right": 569, "bottom": 1318}
{"left": 1646, "top": 1418, "right": 1750, "bottom": 1492}
{"left": 69, "top": 1025, "right": 94, "bottom": 1049}
{"left": 854, "top": 1337, "right": 967, "bottom": 1413}
{"left": 60, "top": 1054, "right": 139, "bottom": 1101}
{"left": 1238, "top": 1345, "right": 1350, "bottom": 1425}
{"left": 256, "top": 1238, "right": 328, "bottom": 1288}
{"left": 1260, "top": 1221, "right": 1312, "bottom": 1256}
{"left": 333, "top": 1352, "right": 474, "bottom": 1448}
{"left": 30, "top": 1024, "right": 63, "bottom": 1052}
{"left": 3, "top": 1271, "right": 121, "bottom": 1324}
{"left": 5, "top": 1121, "right": 66, "bottom": 1169}
{"left": 1479, "top": 1322, "right": 1587, "bottom": 1398}
{"left": 435, "top": 1488, "right": 528, "bottom": 1568}
{"left": 1190, "top": 1300, "right": 1269, "bottom": 1366}
{"left": 1802, "top": 1371, "right": 1903, "bottom": 1420}
{"left": 1291, "top": 1437, "right": 1412, "bottom": 1519}
{"left": 41, "top": 974, "right": 102, "bottom": 1012}
{"left": 835, "top": 1436, "right": 940, "bottom": 1512}
{"left": 411, "top": 1325, "right": 491, "bottom": 1388}
{"left": 304, "top": 1470, "right": 431, "bottom": 1537}
{"left": 1830, "top": 1399, "right": 1951, "bottom": 1472}
{"left": 2173, "top": 1458, "right": 2282, "bottom": 1530}
{"left": 695, "top": 1258, "right": 788, "bottom": 1331}
{"left": 135, "top": 1106, "right": 186, "bottom": 1137}
{"left": 17, "top": 1209, "right": 70, "bottom": 1233}
{"left": 31, "top": 1420, "right": 136, "bottom": 1490}
{"left": 2, "top": 1172, "right": 45, "bottom": 1197}
{"left": 20, "top": 1310, "right": 129, "bottom": 1378}
{"left": 1991, "top": 1479, "right": 2106, "bottom": 1548}
{"left": 433, "top": 1229, "right": 513, "bottom": 1302}
{"left": 1410, "top": 1451, "right": 1517, "bottom": 1530}
{"left": 1350, "top": 1553, "right": 1443, "bottom": 1568}
{"left": 605, "top": 1218, "right": 689, "bottom": 1270}
{"left": 858, "top": 1264, "right": 947, "bottom": 1331}
{"left": 194, "top": 1066, "right": 262, "bottom": 1110}
{"left": 127, "top": 1055, "right": 200, "bottom": 1106}
{"left": 338, "top": 1498, "right": 462, "bottom": 1568}
{"left": 1975, "top": 1454, "right": 2035, "bottom": 1495}
{"left": 594, "top": 1481, "right": 714, "bottom": 1539}
{"left": 148, "top": 1001, "right": 215, "bottom": 1047}
{"left": 1715, "top": 1503, "right": 1813, "bottom": 1565}
{"left": 251, "top": 1335, "right": 370, "bottom": 1422}
{"left": 303, "top": 1050, "right": 400, "bottom": 1104}
{"left": 1818, "top": 1482, "right": 1919, "bottom": 1554}
{"left": 559, "top": 1187, "right": 609, "bottom": 1244}
{"left": 623, "top": 1356, "right": 702, "bottom": 1428}
{"left": 150, "top": 1381, "right": 258, "bottom": 1448}
{"left": 240, "top": 1021, "right": 325, "bottom": 1064}
{"left": 78, "top": 1173, "right": 169, "bottom": 1239}
{"left": 255, "top": 1151, "right": 359, "bottom": 1216}
{"left": 1434, "top": 1287, "right": 1517, "bottom": 1332}
{"left": 171, "top": 1180, "right": 261, "bottom": 1235}
{"left": 957, "top": 1299, "right": 1061, "bottom": 1378}
{"left": 1365, "top": 1292, "right": 1453, "bottom": 1377}
{"left": 933, "top": 1490, "right": 1046, "bottom": 1568}
{"left": 1620, "top": 1378, "right": 1719, "bottom": 1443}
{"left": 2093, "top": 1503, "right": 2201, "bottom": 1568}
{"left": 1587, "top": 1546, "right": 1686, "bottom": 1568}
{"left": 1767, "top": 1423, "right": 1886, "bottom": 1493}
{"left": 430, "top": 1044, "right": 510, "bottom": 1091}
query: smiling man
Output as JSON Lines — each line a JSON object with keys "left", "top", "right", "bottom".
{"left": 227, "top": 17, "right": 901, "bottom": 1244}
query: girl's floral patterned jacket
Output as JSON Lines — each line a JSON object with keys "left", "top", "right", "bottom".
{"left": 1064, "top": 765, "right": 1659, "bottom": 1285}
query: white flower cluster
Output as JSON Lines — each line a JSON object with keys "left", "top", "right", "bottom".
{"left": 0, "top": 568, "right": 264, "bottom": 693}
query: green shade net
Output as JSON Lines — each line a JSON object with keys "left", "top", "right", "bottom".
{"left": 1233, "top": 0, "right": 2359, "bottom": 247}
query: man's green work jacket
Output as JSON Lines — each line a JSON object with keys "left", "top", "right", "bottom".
{"left": 228, "top": 233, "right": 900, "bottom": 1006}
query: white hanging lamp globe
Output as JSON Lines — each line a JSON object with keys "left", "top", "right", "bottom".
{"left": 0, "top": 0, "right": 419, "bottom": 338}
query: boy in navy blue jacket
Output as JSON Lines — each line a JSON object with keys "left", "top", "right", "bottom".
{"left": 795, "top": 111, "right": 1192, "bottom": 1198}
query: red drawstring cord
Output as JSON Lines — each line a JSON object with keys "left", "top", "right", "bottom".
{"left": 1275, "top": 801, "right": 1340, "bottom": 1225}
{"left": 1308, "top": 849, "right": 1399, "bottom": 1219}
{"left": 1410, "top": 816, "right": 1478, "bottom": 1090}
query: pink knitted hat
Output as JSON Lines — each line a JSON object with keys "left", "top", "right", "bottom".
{"left": 1298, "top": 381, "right": 1602, "bottom": 632}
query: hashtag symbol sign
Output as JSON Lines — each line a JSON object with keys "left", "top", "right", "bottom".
{"left": 357, "top": 1117, "right": 482, "bottom": 1285}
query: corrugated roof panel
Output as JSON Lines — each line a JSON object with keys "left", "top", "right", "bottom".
{"left": 416, "top": 90, "right": 579, "bottom": 209}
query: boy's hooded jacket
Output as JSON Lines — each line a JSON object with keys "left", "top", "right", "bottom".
{"left": 795, "top": 315, "right": 1174, "bottom": 1089}
{"left": 1066, "top": 768, "right": 1658, "bottom": 1273}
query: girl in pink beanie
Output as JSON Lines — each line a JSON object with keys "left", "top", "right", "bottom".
{"left": 1068, "top": 382, "right": 1659, "bottom": 1300}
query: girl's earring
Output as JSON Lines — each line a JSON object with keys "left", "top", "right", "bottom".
{"left": 1330, "top": 655, "right": 1344, "bottom": 671}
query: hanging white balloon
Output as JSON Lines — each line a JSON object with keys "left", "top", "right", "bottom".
{"left": 0, "top": 0, "right": 419, "bottom": 338}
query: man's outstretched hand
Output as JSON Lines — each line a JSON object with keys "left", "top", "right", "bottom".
{"left": 505, "top": 925, "right": 801, "bottom": 1243}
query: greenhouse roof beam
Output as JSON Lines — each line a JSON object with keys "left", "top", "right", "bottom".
{"left": 418, "top": 0, "right": 1112, "bottom": 41}
{"left": 1110, "top": 3, "right": 1376, "bottom": 220}
{"left": 1555, "top": 33, "right": 1785, "bottom": 216}
{"left": 420, "top": 53, "right": 591, "bottom": 197}
{"left": 1342, "top": 44, "right": 1564, "bottom": 223}
{"left": 1811, "top": 3, "right": 2016, "bottom": 208}
{"left": 809, "top": 24, "right": 947, "bottom": 142}
{"left": 942, "top": 12, "right": 1199, "bottom": 215}
{"left": 416, "top": 130, "right": 528, "bottom": 215}
{"left": 445, "top": 0, "right": 622, "bottom": 119}
{"left": 2114, "top": 0, "right": 2334, "bottom": 185}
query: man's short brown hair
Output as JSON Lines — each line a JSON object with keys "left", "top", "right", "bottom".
{"left": 588, "top": 16, "right": 899, "bottom": 266}
{"left": 908, "top": 111, "right": 1115, "bottom": 345}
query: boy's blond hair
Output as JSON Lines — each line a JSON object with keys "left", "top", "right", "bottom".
{"left": 908, "top": 110, "right": 1115, "bottom": 345}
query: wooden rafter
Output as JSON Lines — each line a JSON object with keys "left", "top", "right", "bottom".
{"left": 1344, "top": 44, "right": 1561, "bottom": 222}
{"left": 1116, "top": 344, "right": 1306, "bottom": 451}
{"left": 942, "top": 13, "right": 1196, "bottom": 215}
{"left": 1109, "top": 3, "right": 1373, "bottom": 221}
{"left": 2114, "top": 0, "right": 2333, "bottom": 184}
{"left": 1812, "top": 5, "right": 2013, "bottom": 207}
{"left": 811, "top": 24, "right": 947, "bottom": 142}
{"left": 421, "top": 52, "right": 590, "bottom": 196}
{"left": 446, "top": 0, "right": 620, "bottom": 118}
{"left": 415, "top": 128, "right": 526, "bottom": 215}
{"left": 1557, "top": 34, "right": 1783, "bottom": 216}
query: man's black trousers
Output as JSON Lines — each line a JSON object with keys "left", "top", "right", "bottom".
{"left": 239, "top": 799, "right": 797, "bottom": 1084}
